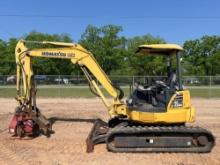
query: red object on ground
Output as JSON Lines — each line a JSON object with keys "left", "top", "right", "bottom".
{"left": 23, "top": 120, "right": 34, "bottom": 133}
{"left": 9, "top": 115, "right": 18, "bottom": 134}
{"left": 8, "top": 114, "right": 34, "bottom": 136}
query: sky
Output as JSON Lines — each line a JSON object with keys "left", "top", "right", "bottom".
{"left": 0, "top": 0, "right": 219, "bottom": 44}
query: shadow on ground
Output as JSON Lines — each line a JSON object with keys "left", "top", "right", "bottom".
{"left": 49, "top": 117, "right": 98, "bottom": 125}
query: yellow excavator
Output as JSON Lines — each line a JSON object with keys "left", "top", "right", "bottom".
{"left": 9, "top": 40, "right": 215, "bottom": 153}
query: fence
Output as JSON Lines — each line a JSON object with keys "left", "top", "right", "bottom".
{"left": 0, "top": 75, "right": 220, "bottom": 98}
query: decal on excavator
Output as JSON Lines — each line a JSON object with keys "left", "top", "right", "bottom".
{"left": 42, "top": 51, "right": 75, "bottom": 58}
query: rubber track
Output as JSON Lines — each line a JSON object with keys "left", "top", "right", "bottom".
{"left": 106, "top": 125, "right": 215, "bottom": 153}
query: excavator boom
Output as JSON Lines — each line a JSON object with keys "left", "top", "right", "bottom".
{"left": 10, "top": 39, "right": 126, "bottom": 139}
{"left": 15, "top": 40, "right": 125, "bottom": 117}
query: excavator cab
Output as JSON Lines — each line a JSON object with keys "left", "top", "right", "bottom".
{"left": 127, "top": 44, "right": 184, "bottom": 113}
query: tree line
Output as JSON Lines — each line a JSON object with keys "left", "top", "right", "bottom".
{"left": 0, "top": 25, "right": 220, "bottom": 76}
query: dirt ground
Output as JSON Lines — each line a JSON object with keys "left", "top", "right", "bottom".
{"left": 0, "top": 98, "right": 219, "bottom": 165}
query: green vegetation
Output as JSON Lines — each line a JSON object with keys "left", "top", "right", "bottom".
{"left": 183, "top": 36, "right": 220, "bottom": 75}
{"left": 0, "top": 25, "right": 220, "bottom": 98}
{"left": 0, "top": 25, "right": 219, "bottom": 76}
{"left": 1, "top": 86, "right": 220, "bottom": 98}
{"left": 189, "top": 87, "right": 220, "bottom": 98}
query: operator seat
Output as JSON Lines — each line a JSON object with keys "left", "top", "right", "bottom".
{"left": 167, "top": 72, "right": 177, "bottom": 89}
{"left": 154, "top": 72, "right": 177, "bottom": 108}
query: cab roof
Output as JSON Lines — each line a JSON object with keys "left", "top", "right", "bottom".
{"left": 136, "top": 44, "right": 183, "bottom": 55}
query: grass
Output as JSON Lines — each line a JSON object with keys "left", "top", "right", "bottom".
{"left": 0, "top": 86, "right": 220, "bottom": 98}
{"left": 0, "top": 86, "right": 131, "bottom": 98}
{"left": 188, "top": 87, "right": 220, "bottom": 98}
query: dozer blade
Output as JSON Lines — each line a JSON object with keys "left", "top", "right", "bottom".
{"left": 106, "top": 126, "right": 215, "bottom": 153}
{"left": 86, "top": 119, "right": 109, "bottom": 153}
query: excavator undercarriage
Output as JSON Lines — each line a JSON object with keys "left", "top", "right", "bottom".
{"left": 86, "top": 119, "right": 215, "bottom": 153}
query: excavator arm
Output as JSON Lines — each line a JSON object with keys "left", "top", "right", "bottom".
{"left": 9, "top": 39, "right": 127, "bottom": 141}
{"left": 15, "top": 40, "right": 126, "bottom": 118}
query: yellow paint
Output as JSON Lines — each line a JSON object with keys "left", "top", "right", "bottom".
{"left": 125, "top": 90, "right": 195, "bottom": 124}
{"left": 137, "top": 44, "right": 183, "bottom": 55}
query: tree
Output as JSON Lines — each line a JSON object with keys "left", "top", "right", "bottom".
{"left": 23, "top": 31, "right": 78, "bottom": 75}
{"left": 0, "top": 28, "right": 219, "bottom": 76}
{"left": 0, "top": 39, "right": 8, "bottom": 74}
{"left": 124, "top": 34, "right": 166, "bottom": 75}
{"left": 183, "top": 35, "right": 220, "bottom": 75}
{"left": 0, "top": 38, "right": 17, "bottom": 75}
{"left": 80, "top": 25, "right": 127, "bottom": 75}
